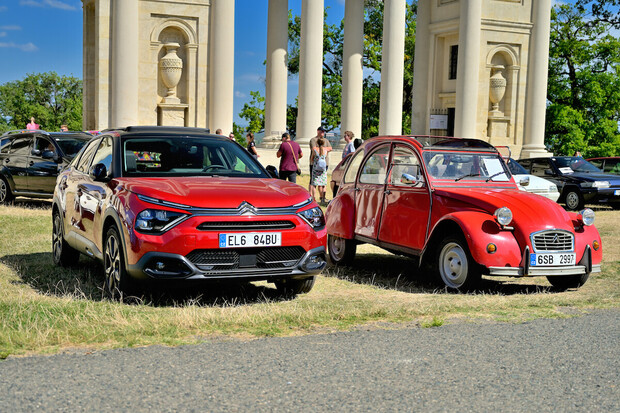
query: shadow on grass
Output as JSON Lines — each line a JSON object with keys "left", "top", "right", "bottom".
{"left": 8, "top": 198, "right": 53, "bottom": 209}
{"left": 2, "top": 252, "right": 294, "bottom": 307}
{"left": 324, "top": 253, "right": 558, "bottom": 295}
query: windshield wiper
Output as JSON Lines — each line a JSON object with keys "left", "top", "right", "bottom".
{"left": 455, "top": 173, "right": 481, "bottom": 182}
{"left": 485, "top": 171, "right": 508, "bottom": 182}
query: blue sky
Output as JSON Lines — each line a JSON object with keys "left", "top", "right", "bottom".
{"left": 0, "top": 0, "right": 349, "bottom": 126}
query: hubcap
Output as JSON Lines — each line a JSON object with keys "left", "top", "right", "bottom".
{"left": 52, "top": 214, "right": 62, "bottom": 262}
{"left": 566, "top": 192, "right": 579, "bottom": 210}
{"left": 0, "top": 180, "right": 6, "bottom": 202}
{"left": 439, "top": 242, "right": 469, "bottom": 288}
{"left": 105, "top": 234, "right": 121, "bottom": 294}
{"left": 329, "top": 236, "right": 345, "bottom": 260}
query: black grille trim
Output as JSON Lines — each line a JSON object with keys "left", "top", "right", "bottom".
{"left": 530, "top": 230, "right": 575, "bottom": 253}
{"left": 196, "top": 220, "right": 295, "bottom": 231}
{"left": 186, "top": 246, "right": 306, "bottom": 272}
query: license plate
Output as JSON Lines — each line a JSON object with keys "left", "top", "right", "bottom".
{"left": 530, "top": 253, "right": 576, "bottom": 266}
{"left": 219, "top": 232, "right": 282, "bottom": 248}
{"left": 615, "top": 190, "right": 620, "bottom": 196}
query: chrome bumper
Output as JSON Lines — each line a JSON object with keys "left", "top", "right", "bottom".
{"left": 488, "top": 264, "right": 601, "bottom": 277}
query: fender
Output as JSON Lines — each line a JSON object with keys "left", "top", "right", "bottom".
{"left": 101, "top": 204, "right": 134, "bottom": 268}
{"left": 428, "top": 211, "right": 523, "bottom": 269}
{"left": 572, "top": 221, "right": 603, "bottom": 265}
{"left": 325, "top": 191, "right": 356, "bottom": 239}
{"left": 0, "top": 166, "right": 16, "bottom": 192}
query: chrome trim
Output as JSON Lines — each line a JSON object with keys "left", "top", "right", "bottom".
{"left": 488, "top": 266, "right": 588, "bottom": 277}
{"left": 137, "top": 194, "right": 192, "bottom": 210}
{"left": 529, "top": 229, "right": 575, "bottom": 253}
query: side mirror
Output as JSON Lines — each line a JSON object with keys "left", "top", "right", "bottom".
{"left": 544, "top": 169, "right": 554, "bottom": 176}
{"left": 31, "top": 149, "right": 42, "bottom": 156}
{"left": 89, "top": 163, "right": 108, "bottom": 182}
{"left": 401, "top": 173, "right": 417, "bottom": 185}
{"left": 519, "top": 176, "right": 530, "bottom": 187}
{"left": 265, "top": 165, "right": 279, "bottom": 179}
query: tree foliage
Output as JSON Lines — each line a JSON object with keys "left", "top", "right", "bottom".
{"left": 546, "top": 1, "right": 620, "bottom": 157}
{"left": 238, "top": 90, "right": 265, "bottom": 134}
{"left": 0, "top": 72, "right": 83, "bottom": 133}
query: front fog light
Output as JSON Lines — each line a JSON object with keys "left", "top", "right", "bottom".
{"left": 494, "top": 207, "right": 513, "bottom": 226}
{"left": 579, "top": 208, "right": 595, "bottom": 226}
{"left": 298, "top": 206, "right": 325, "bottom": 229}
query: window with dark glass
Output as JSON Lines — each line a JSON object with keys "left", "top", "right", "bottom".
{"left": 449, "top": 45, "right": 458, "bottom": 80}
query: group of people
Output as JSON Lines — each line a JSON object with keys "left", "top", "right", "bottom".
{"left": 275, "top": 126, "right": 360, "bottom": 205}
{"left": 26, "top": 117, "right": 69, "bottom": 132}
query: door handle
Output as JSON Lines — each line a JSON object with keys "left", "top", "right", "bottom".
{"left": 29, "top": 161, "right": 34, "bottom": 166}
{"left": 354, "top": 188, "right": 361, "bottom": 192}
{"left": 4, "top": 158, "right": 10, "bottom": 163}
{"left": 384, "top": 189, "right": 391, "bottom": 195}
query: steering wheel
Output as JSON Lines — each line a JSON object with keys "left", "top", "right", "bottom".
{"left": 202, "top": 164, "right": 226, "bottom": 172}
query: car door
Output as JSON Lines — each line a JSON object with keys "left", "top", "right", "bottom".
{"left": 354, "top": 145, "right": 390, "bottom": 240}
{"left": 4, "top": 136, "right": 33, "bottom": 192}
{"left": 378, "top": 144, "right": 431, "bottom": 253}
{"left": 530, "top": 159, "right": 564, "bottom": 192}
{"left": 28, "top": 136, "right": 61, "bottom": 194}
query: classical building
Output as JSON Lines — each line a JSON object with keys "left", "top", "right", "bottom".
{"left": 82, "top": 0, "right": 552, "bottom": 157}
{"left": 411, "top": 0, "right": 552, "bottom": 158}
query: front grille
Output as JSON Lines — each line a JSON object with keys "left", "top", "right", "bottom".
{"left": 186, "top": 246, "right": 306, "bottom": 272}
{"left": 197, "top": 220, "right": 295, "bottom": 231}
{"left": 531, "top": 230, "right": 574, "bottom": 252}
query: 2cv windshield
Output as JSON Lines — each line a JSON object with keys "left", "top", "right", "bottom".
{"left": 423, "top": 151, "right": 511, "bottom": 182}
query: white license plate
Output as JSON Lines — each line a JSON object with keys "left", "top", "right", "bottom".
{"left": 615, "top": 190, "right": 620, "bottom": 196}
{"left": 219, "top": 232, "right": 282, "bottom": 248}
{"left": 530, "top": 253, "right": 576, "bottom": 266}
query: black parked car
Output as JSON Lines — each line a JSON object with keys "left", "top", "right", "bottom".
{"left": 518, "top": 156, "right": 620, "bottom": 210}
{"left": 0, "top": 130, "right": 92, "bottom": 204}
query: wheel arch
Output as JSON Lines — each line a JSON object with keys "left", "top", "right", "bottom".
{"left": 420, "top": 219, "right": 465, "bottom": 268}
{"left": 102, "top": 207, "right": 130, "bottom": 267}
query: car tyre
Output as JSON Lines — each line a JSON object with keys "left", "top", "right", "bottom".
{"left": 0, "top": 177, "right": 14, "bottom": 204}
{"left": 275, "top": 276, "right": 315, "bottom": 296}
{"left": 546, "top": 273, "right": 589, "bottom": 290}
{"left": 52, "top": 210, "right": 80, "bottom": 267}
{"left": 104, "top": 226, "right": 135, "bottom": 300}
{"left": 328, "top": 235, "right": 356, "bottom": 265}
{"left": 563, "top": 188, "right": 584, "bottom": 211}
{"left": 436, "top": 235, "right": 481, "bottom": 291}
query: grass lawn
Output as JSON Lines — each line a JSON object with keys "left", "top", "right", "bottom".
{"left": 0, "top": 194, "right": 618, "bottom": 357}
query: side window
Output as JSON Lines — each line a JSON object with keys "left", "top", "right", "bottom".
{"left": 589, "top": 159, "right": 603, "bottom": 170}
{"left": 34, "top": 137, "right": 56, "bottom": 156}
{"left": 9, "top": 137, "right": 32, "bottom": 156}
{"left": 343, "top": 149, "right": 365, "bottom": 183}
{"left": 0, "top": 138, "right": 11, "bottom": 154}
{"left": 389, "top": 146, "right": 423, "bottom": 187}
{"left": 75, "top": 138, "right": 100, "bottom": 173}
{"left": 531, "top": 160, "right": 551, "bottom": 177}
{"left": 518, "top": 159, "right": 531, "bottom": 172}
{"left": 90, "top": 137, "right": 113, "bottom": 173}
{"left": 359, "top": 146, "right": 390, "bottom": 185}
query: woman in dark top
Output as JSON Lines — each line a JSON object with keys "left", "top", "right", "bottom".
{"left": 246, "top": 132, "right": 259, "bottom": 159}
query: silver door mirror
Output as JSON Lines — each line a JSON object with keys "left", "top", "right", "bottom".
{"left": 519, "top": 176, "right": 530, "bottom": 187}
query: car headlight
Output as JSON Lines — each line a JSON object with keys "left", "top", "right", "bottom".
{"left": 581, "top": 181, "right": 610, "bottom": 189}
{"left": 494, "top": 207, "right": 513, "bottom": 226}
{"left": 298, "top": 206, "right": 325, "bottom": 230}
{"left": 579, "top": 208, "right": 595, "bottom": 226}
{"left": 135, "top": 209, "right": 188, "bottom": 234}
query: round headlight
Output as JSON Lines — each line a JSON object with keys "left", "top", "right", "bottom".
{"left": 494, "top": 207, "right": 513, "bottom": 226}
{"left": 579, "top": 208, "right": 595, "bottom": 226}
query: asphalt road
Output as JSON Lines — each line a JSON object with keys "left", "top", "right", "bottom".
{"left": 1, "top": 310, "right": 618, "bottom": 412}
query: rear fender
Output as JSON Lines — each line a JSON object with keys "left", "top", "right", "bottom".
{"left": 326, "top": 192, "right": 355, "bottom": 239}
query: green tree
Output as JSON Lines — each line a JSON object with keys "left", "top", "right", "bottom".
{"left": 0, "top": 72, "right": 83, "bottom": 133}
{"left": 238, "top": 90, "right": 265, "bottom": 134}
{"left": 546, "top": 2, "right": 620, "bottom": 157}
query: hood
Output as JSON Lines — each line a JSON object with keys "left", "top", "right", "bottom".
{"left": 434, "top": 187, "right": 573, "bottom": 229}
{"left": 563, "top": 172, "right": 620, "bottom": 185}
{"left": 115, "top": 177, "right": 311, "bottom": 209}
{"left": 513, "top": 174, "right": 558, "bottom": 192}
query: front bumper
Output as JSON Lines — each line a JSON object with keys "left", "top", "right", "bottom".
{"left": 126, "top": 246, "right": 327, "bottom": 281}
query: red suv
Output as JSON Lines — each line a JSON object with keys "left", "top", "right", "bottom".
{"left": 52, "top": 126, "right": 326, "bottom": 299}
{"left": 327, "top": 136, "right": 602, "bottom": 291}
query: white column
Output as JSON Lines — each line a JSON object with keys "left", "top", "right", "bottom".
{"left": 296, "top": 0, "right": 324, "bottom": 145}
{"left": 110, "top": 0, "right": 139, "bottom": 128}
{"left": 264, "top": 0, "right": 288, "bottom": 147}
{"left": 411, "top": 0, "right": 431, "bottom": 135}
{"left": 341, "top": 0, "right": 364, "bottom": 141}
{"left": 378, "top": 0, "right": 406, "bottom": 136}
{"left": 454, "top": 0, "right": 482, "bottom": 138}
{"left": 521, "top": 0, "right": 553, "bottom": 158}
{"left": 208, "top": 0, "right": 235, "bottom": 134}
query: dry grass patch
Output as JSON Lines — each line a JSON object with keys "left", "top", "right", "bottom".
{"left": 0, "top": 203, "right": 618, "bottom": 357}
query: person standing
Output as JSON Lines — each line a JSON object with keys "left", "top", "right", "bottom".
{"left": 229, "top": 132, "right": 236, "bottom": 141}
{"left": 310, "top": 136, "right": 332, "bottom": 205}
{"left": 342, "top": 131, "right": 355, "bottom": 159}
{"left": 277, "top": 132, "right": 302, "bottom": 183}
{"left": 26, "top": 117, "right": 40, "bottom": 130}
{"left": 246, "top": 132, "right": 259, "bottom": 159}
{"left": 308, "top": 126, "right": 331, "bottom": 191}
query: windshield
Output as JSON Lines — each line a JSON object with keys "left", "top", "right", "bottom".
{"left": 507, "top": 158, "right": 528, "bottom": 175}
{"left": 122, "top": 136, "right": 268, "bottom": 178}
{"left": 423, "top": 151, "right": 511, "bottom": 182}
{"left": 56, "top": 138, "right": 89, "bottom": 158}
{"left": 553, "top": 157, "right": 602, "bottom": 174}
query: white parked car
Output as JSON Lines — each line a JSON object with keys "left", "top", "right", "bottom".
{"left": 506, "top": 158, "right": 560, "bottom": 202}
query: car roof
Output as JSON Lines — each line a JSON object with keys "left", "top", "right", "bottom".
{"left": 369, "top": 135, "right": 499, "bottom": 153}
{"left": 587, "top": 157, "right": 620, "bottom": 160}
{"left": 100, "top": 126, "right": 225, "bottom": 140}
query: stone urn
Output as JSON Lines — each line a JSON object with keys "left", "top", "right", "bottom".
{"left": 489, "top": 65, "right": 506, "bottom": 116}
{"left": 159, "top": 42, "right": 183, "bottom": 104}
